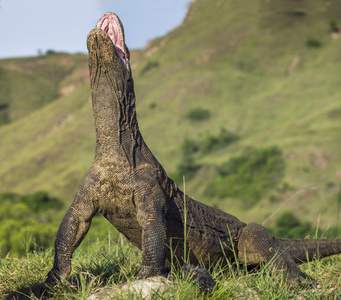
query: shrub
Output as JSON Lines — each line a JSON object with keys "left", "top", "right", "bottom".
{"left": 185, "top": 108, "right": 211, "bottom": 122}
{"left": 171, "top": 153, "right": 200, "bottom": 184}
{"left": 21, "top": 190, "right": 64, "bottom": 212}
{"left": 181, "top": 128, "right": 238, "bottom": 157}
{"left": 181, "top": 137, "right": 200, "bottom": 156}
{"left": 0, "top": 191, "right": 64, "bottom": 257}
{"left": 330, "top": 20, "right": 340, "bottom": 33}
{"left": 205, "top": 146, "right": 285, "bottom": 207}
{"left": 140, "top": 60, "right": 159, "bottom": 75}
{"left": 45, "top": 49, "right": 57, "bottom": 55}
{"left": 268, "top": 211, "right": 341, "bottom": 239}
{"left": 266, "top": 211, "right": 341, "bottom": 239}
{"left": 284, "top": 11, "right": 306, "bottom": 17}
{"left": 149, "top": 102, "right": 157, "bottom": 109}
{"left": 201, "top": 128, "right": 238, "bottom": 154}
{"left": 171, "top": 129, "right": 238, "bottom": 185}
{"left": 306, "top": 38, "right": 322, "bottom": 48}
{"left": 0, "top": 68, "right": 10, "bottom": 126}
{"left": 171, "top": 137, "right": 201, "bottom": 184}
{"left": 269, "top": 211, "right": 312, "bottom": 238}
{"left": 0, "top": 103, "right": 9, "bottom": 125}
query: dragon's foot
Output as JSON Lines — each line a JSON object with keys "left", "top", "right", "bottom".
{"left": 182, "top": 264, "right": 216, "bottom": 293}
{"left": 286, "top": 273, "right": 316, "bottom": 289}
{"left": 137, "top": 265, "right": 168, "bottom": 279}
{"left": 137, "top": 264, "right": 215, "bottom": 293}
{"left": 40, "top": 268, "right": 68, "bottom": 298}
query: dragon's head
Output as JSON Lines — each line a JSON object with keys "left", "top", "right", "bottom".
{"left": 87, "top": 12, "right": 131, "bottom": 85}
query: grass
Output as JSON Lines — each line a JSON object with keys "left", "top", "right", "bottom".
{"left": 2, "top": 183, "right": 340, "bottom": 298}
{"left": 2, "top": 187, "right": 341, "bottom": 298}
{"left": 1, "top": 234, "right": 341, "bottom": 299}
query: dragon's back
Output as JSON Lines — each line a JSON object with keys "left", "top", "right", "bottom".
{"left": 165, "top": 179, "right": 246, "bottom": 268}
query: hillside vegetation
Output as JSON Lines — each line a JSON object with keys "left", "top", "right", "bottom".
{"left": 2, "top": 0, "right": 341, "bottom": 298}
{"left": 1, "top": 0, "right": 341, "bottom": 249}
{"left": 132, "top": 0, "right": 341, "bottom": 228}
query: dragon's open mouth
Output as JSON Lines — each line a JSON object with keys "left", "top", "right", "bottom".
{"left": 96, "top": 13, "right": 127, "bottom": 66}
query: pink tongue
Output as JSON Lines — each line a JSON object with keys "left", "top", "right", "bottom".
{"left": 100, "top": 18, "right": 115, "bottom": 42}
{"left": 96, "top": 15, "right": 127, "bottom": 66}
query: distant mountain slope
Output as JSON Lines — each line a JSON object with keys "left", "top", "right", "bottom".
{"left": 0, "top": 53, "right": 88, "bottom": 125}
{"left": 0, "top": 0, "right": 341, "bottom": 228}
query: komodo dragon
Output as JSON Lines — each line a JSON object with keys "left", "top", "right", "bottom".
{"left": 44, "top": 12, "right": 341, "bottom": 290}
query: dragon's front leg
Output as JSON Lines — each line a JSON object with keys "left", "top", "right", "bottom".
{"left": 136, "top": 184, "right": 169, "bottom": 278}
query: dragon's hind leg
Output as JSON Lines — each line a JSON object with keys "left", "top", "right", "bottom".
{"left": 237, "top": 223, "right": 310, "bottom": 285}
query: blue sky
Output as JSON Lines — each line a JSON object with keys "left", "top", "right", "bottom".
{"left": 0, "top": 0, "right": 191, "bottom": 58}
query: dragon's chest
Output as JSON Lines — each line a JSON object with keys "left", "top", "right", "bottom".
{"left": 99, "top": 179, "right": 137, "bottom": 219}
{"left": 97, "top": 178, "right": 142, "bottom": 246}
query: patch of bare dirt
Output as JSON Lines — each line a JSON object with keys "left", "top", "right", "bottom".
{"left": 59, "top": 68, "right": 89, "bottom": 96}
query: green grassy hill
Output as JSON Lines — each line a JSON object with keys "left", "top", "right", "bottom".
{"left": 1, "top": 0, "right": 341, "bottom": 231}
{"left": 0, "top": 53, "right": 88, "bottom": 124}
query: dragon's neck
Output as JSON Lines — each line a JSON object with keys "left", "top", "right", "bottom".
{"left": 90, "top": 63, "right": 140, "bottom": 165}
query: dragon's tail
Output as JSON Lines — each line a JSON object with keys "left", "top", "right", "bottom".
{"left": 278, "top": 238, "right": 341, "bottom": 264}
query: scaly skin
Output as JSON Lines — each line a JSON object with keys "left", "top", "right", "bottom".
{"left": 44, "top": 12, "right": 341, "bottom": 289}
